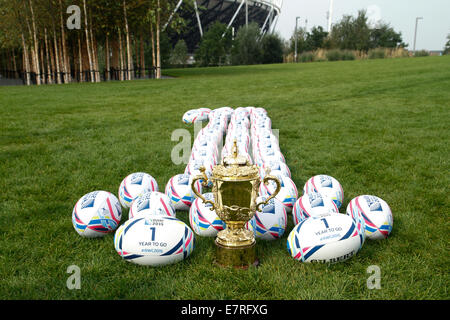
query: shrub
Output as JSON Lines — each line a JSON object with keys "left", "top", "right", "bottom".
{"left": 341, "top": 50, "right": 356, "bottom": 60}
{"left": 414, "top": 50, "right": 429, "bottom": 57}
{"left": 326, "top": 49, "right": 343, "bottom": 61}
{"left": 299, "top": 52, "right": 315, "bottom": 63}
{"left": 369, "top": 48, "right": 386, "bottom": 59}
{"left": 325, "top": 49, "right": 355, "bottom": 61}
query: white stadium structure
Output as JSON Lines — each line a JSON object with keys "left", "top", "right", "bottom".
{"left": 168, "top": 0, "right": 283, "bottom": 51}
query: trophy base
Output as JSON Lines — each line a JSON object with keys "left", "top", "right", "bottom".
{"left": 214, "top": 241, "right": 259, "bottom": 269}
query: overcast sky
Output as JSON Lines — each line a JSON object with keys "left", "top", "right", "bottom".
{"left": 274, "top": 0, "right": 450, "bottom": 51}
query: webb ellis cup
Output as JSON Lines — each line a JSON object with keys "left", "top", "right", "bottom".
{"left": 191, "top": 140, "right": 281, "bottom": 268}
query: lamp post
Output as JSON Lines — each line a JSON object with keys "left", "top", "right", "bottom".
{"left": 294, "top": 16, "right": 300, "bottom": 63}
{"left": 413, "top": 17, "right": 423, "bottom": 52}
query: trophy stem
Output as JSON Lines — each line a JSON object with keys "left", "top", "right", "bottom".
{"left": 215, "top": 240, "right": 259, "bottom": 269}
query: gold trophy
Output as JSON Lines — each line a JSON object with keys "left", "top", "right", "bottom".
{"left": 191, "top": 140, "right": 281, "bottom": 268}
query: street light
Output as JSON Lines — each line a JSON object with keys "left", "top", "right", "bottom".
{"left": 295, "top": 16, "right": 300, "bottom": 63}
{"left": 413, "top": 17, "right": 423, "bottom": 52}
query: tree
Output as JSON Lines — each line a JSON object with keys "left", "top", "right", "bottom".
{"left": 330, "top": 10, "right": 371, "bottom": 52}
{"left": 261, "top": 33, "right": 284, "bottom": 64}
{"left": 444, "top": 34, "right": 450, "bottom": 55}
{"left": 370, "top": 22, "right": 405, "bottom": 48}
{"left": 169, "top": 39, "right": 187, "bottom": 66}
{"left": 289, "top": 26, "right": 308, "bottom": 54}
{"left": 232, "top": 23, "right": 262, "bottom": 65}
{"left": 195, "top": 22, "right": 232, "bottom": 67}
{"left": 306, "top": 26, "right": 328, "bottom": 51}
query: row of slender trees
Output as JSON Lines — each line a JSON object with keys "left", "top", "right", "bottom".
{"left": 290, "top": 10, "right": 407, "bottom": 54}
{"left": 0, "top": 0, "right": 185, "bottom": 85}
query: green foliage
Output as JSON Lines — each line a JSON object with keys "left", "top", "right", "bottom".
{"left": 306, "top": 26, "right": 328, "bottom": 51}
{"left": 368, "top": 48, "right": 386, "bottom": 59}
{"left": 370, "top": 22, "right": 405, "bottom": 48}
{"left": 169, "top": 40, "right": 188, "bottom": 66}
{"left": 414, "top": 50, "right": 429, "bottom": 57}
{"left": 443, "top": 34, "right": 450, "bottom": 55}
{"left": 326, "top": 49, "right": 355, "bottom": 61}
{"left": 330, "top": 10, "right": 370, "bottom": 52}
{"left": 231, "top": 23, "right": 262, "bottom": 65}
{"left": 290, "top": 26, "right": 328, "bottom": 54}
{"left": 299, "top": 52, "right": 315, "bottom": 63}
{"left": 195, "top": 22, "right": 232, "bottom": 67}
{"left": 327, "top": 10, "right": 404, "bottom": 53}
{"left": 261, "top": 33, "right": 284, "bottom": 64}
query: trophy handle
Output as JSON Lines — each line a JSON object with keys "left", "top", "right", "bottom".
{"left": 255, "top": 175, "right": 281, "bottom": 212}
{"left": 191, "top": 166, "right": 216, "bottom": 210}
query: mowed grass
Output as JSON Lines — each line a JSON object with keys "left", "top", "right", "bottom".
{"left": 0, "top": 56, "right": 449, "bottom": 300}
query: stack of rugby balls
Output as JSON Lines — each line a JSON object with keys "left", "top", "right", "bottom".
{"left": 249, "top": 108, "right": 298, "bottom": 214}
{"left": 287, "top": 174, "right": 393, "bottom": 263}
{"left": 165, "top": 108, "right": 230, "bottom": 211}
{"left": 71, "top": 171, "right": 195, "bottom": 267}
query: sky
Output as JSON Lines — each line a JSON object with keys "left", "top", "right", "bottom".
{"left": 274, "top": 0, "right": 450, "bottom": 51}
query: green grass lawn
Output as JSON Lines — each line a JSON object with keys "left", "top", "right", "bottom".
{"left": 0, "top": 56, "right": 449, "bottom": 299}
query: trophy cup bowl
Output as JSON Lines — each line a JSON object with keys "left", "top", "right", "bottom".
{"left": 191, "top": 140, "right": 281, "bottom": 268}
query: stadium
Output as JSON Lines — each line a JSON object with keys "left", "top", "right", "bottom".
{"left": 168, "top": 0, "right": 283, "bottom": 51}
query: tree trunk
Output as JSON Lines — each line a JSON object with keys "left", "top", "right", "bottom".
{"left": 140, "top": 31, "right": 145, "bottom": 78}
{"left": 123, "top": 0, "right": 132, "bottom": 80}
{"left": 156, "top": 0, "right": 161, "bottom": 79}
{"left": 82, "top": 0, "right": 94, "bottom": 82}
{"left": 12, "top": 49, "right": 18, "bottom": 79}
{"left": 44, "top": 28, "right": 52, "bottom": 84}
{"left": 40, "top": 43, "right": 45, "bottom": 83}
{"left": 53, "top": 27, "right": 62, "bottom": 84}
{"left": 78, "top": 33, "right": 83, "bottom": 82}
{"left": 59, "top": 0, "right": 71, "bottom": 83}
{"left": 21, "top": 33, "right": 31, "bottom": 85}
{"left": 105, "top": 34, "right": 110, "bottom": 81}
{"left": 118, "top": 28, "right": 124, "bottom": 81}
{"left": 89, "top": 11, "right": 100, "bottom": 82}
{"left": 150, "top": 22, "right": 156, "bottom": 78}
{"left": 49, "top": 32, "right": 56, "bottom": 83}
{"left": 28, "top": 0, "right": 41, "bottom": 85}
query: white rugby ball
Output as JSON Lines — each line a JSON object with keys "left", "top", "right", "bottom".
{"left": 165, "top": 174, "right": 202, "bottom": 211}
{"left": 259, "top": 174, "right": 298, "bottom": 213}
{"left": 303, "top": 175, "right": 344, "bottom": 208}
{"left": 346, "top": 195, "right": 393, "bottom": 240}
{"left": 287, "top": 214, "right": 364, "bottom": 263}
{"left": 292, "top": 191, "right": 339, "bottom": 225}
{"left": 118, "top": 172, "right": 158, "bottom": 208}
{"left": 129, "top": 191, "right": 176, "bottom": 220}
{"left": 114, "top": 216, "right": 195, "bottom": 266}
{"left": 182, "top": 109, "right": 209, "bottom": 124}
{"left": 246, "top": 196, "right": 287, "bottom": 240}
{"left": 189, "top": 193, "right": 225, "bottom": 237}
{"left": 72, "top": 191, "right": 122, "bottom": 238}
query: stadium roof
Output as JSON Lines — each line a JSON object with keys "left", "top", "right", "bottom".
{"left": 167, "top": 0, "right": 283, "bottom": 52}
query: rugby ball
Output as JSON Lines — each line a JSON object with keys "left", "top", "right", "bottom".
{"left": 259, "top": 174, "right": 298, "bottom": 213}
{"left": 129, "top": 191, "right": 176, "bottom": 220}
{"left": 72, "top": 191, "right": 122, "bottom": 238}
{"left": 292, "top": 191, "right": 339, "bottom": 225}
{"left": 287, "top": 214, "right": 364, "bottom": 263}
{"left": 118, "top": 172, "right": 158, "bottom": 208}
{"left": 189, "top": 193, "right": 225, "bottom": 237}
{"left": 182, "top": 109, "right": 209, "bottom": 124}
{"left": 246, "top": 196, "right": 287, "bottom": 240}
{"left": 346, "top": 195, "right": 393, "bottom": 240}
{"left": 303, "top": 175, "right": 344, "bottom": 209}
{"left": 165, "top": 173, "right": 202, "bottom": 211}
{"left": 114, "top": 216, "right": 195, "bottom": 266}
